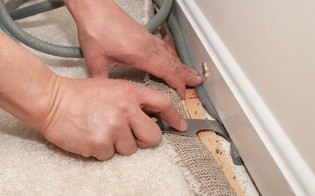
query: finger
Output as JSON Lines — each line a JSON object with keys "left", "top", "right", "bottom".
{"left": 182, "top": 65, "right": 203, "bottom": 86}
{"left": 114, "top": 127, "right": 138, "bottom": 156}
{"left": 136, "top": 139, "right": 152, "bottom": 149}
{"left": 175, "top": 86, "right": 186, "bottom": 100}
{"left": 87, "top": 134, "right": 116, "bottom": 161}
{"left": 138, "top": 88, "right": 187, "bottom": 131}
{"left": 131, "top": 37, "right": 202, "bottom": 97}
{"left": 93, "top": 143, "right": 115, "bottom": 161}
{"left": 129, "top": 109, "right": 162, "bottom": 148}
{"left": 184, "top": 65, "right": 199, "bottom": 75}
{"left": 162, "top": 61, "right": 202, "bottom": 99}
{"left": 150, "top": 50, "right": 202, "bottom": 98}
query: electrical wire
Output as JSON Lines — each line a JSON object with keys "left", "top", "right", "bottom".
{"left": 9, "top": 0, "right": 64, "bottom": 21}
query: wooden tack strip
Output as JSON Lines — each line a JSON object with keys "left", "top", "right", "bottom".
{"left": 184, "top": 89, "right": 244, "bottom": 196}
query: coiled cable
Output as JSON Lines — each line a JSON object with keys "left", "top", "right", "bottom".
{"left": 0, "top": 0, "right": 173, "bottom": 57}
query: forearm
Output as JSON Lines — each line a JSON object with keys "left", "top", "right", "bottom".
{"left": 0, "top": 30, "right": 60, "bottom": 130}
{"left": 64, "top": 0, "right": 117, "bottom": 24}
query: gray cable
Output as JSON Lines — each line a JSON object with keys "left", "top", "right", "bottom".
{"left": 10, "top": 0, "right": 170, "bottom": 28}
{"left": 0, "top": 22, "right": 18, "bottom": 41}
{"left": 5, "top": 0, "right": 27, "bottom": 11}
{"left": 10, "top": 0, "right": 64, "bottom": 21}
{"left": 145, "top": 0, "right": 172, "bottom": 33}
{"left": 0, "top": 0, "right": 83, "bottom": 57}
{"left": 0, "top": 0, "right": 173, "bottom": 57}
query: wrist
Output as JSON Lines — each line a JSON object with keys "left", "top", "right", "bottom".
{"left": 64, "top": 0, "right": 117, "bottom": 24}
{"left": 0, "top": 70, "right": 62, "bottom": 132}
{"left": 0, "top": 30, "right": 68, "bottom": 134}
{"left": 31, "top": 74, "right": 67, "bottom": 133}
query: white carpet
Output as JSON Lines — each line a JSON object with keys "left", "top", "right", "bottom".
{"left": 0, "top": 112, "right": 194, "bottom": 195}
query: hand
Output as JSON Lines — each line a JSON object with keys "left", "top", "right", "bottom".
{"left": 0, "top": 29, "right": 185, "bottom": 161}
{"left": 39, "top": 77, "right": 187, "bottom": 161}
{"left": 65, "top": 0, "right": 202, "bottom": 98}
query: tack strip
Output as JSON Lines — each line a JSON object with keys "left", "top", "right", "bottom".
{"left": 184, "top": 89, "right": 244, "bottom": 196}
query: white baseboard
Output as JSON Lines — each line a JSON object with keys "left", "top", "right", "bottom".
{"left": 175, "top": 1, "right": 315, "bottom": 195}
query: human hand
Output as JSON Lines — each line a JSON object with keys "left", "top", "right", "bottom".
{"left": 64, "top": 0, "right": 202, "bottom": 98}
{"left": 0, "top": 28, "right": 185, "bottom": 161}
{"left": 38, "top": 77, "right": 187, "bottom": 161}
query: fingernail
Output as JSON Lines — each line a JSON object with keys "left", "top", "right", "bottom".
{"left": 180, "top": 119, "right": 188, "bottom": 131}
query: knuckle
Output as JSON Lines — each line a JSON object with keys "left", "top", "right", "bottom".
{"left": 116, "top": 101, "right": 130, "bottom": 114}
{"left": 170, "top": 63, "right": 181, "bottom": 76}
{"left": 90, "top": 135, "right": 106, "bottom": 149}
{"left": 122, "top": 83, "right": 140, "bottom": 101}
{"left": 162, "top": 59, "right": 182, "bottom": 83}
{"left": 139, "top": 86, "right": 157, "bottom": 100}
{"left": 106, "top": 120, "right": 120, "bottom": 139}
{"left": 92, "top": 139, "right": 115, "bottom": 161}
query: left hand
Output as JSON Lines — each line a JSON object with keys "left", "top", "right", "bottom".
{"left": 65, "top": 0, "right": 202, "bottom": 98}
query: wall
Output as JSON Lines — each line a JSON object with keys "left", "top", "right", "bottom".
{"left": 176, "top": 0, "right": 315, "bottom": 195}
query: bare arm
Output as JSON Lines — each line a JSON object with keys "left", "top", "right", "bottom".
{"left": 0, "top": 30, "right": 57, "bottom": 130}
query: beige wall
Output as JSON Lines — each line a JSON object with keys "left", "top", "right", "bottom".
{"left": 195, "top": 0, "right": 315, "bottom": 173}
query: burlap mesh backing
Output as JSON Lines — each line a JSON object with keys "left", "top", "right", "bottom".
{"left": 166, "top": 134, "right": 236, "bottom": 196}
{"left": 144, "top": 74, "right": 236, "bottom": 196}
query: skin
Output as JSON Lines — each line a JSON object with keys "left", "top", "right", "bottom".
{"left": 0, "top": 0, "right": 202, "bottom": 161}
{"left": 64, "top": 0, "right": 202, "bottom": 99}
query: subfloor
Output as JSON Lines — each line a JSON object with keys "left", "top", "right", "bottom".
{"left": 0, "top": 0, "right": 258, "bottom": 195}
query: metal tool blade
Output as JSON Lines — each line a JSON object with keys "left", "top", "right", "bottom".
{"left": 162, "top": 119, "right": 231, "bottom": 141}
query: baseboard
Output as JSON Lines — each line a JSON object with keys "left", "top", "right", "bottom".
{"left": 174, "top": 0, "right": 315, "bottom": 195}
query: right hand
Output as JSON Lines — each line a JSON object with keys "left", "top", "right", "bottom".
{"left": 64, "top": 0, "right": 202, "bottom": 99}
{"left": 38, "top": 77, "right": 187, "bottom": 161}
